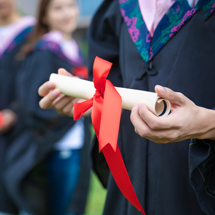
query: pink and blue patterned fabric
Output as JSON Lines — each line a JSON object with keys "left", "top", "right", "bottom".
{"left": 202, "top": 0, "right": 215, "bottom": 19}
{"left": 119, "top": 0, "right": 215, "bottom": 63}
{"left": 34, "top": 40, "right": 84, "bottom": 67}
{"left": 1, "top": 26, "right": 33, "bottom": 58}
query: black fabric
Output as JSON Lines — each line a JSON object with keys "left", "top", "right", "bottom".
{"left": 69, "top": 117, "right": 91, "bottom": 214}
{"left": 189, "top": 139, "right": 215, "bottom": 215}
{"left": 0, "top": 39, "right": 29, "bottom": 145}
{"left": 1, "top": 49, "right": 90, "bottom": 215}
{"left": 91, "top": 136, "right": 109, "bottom": 188}
{"left": 0, "top": 40, "right": 26, "bottom": 110}
{"left": 0, "top": 136, "right": 19, "bottom": 214}
{"left": 0, "top": 36, "right": 31, "bottom": 214}
{"left": 88, "top": 0, "right": 215, "bottom": 215}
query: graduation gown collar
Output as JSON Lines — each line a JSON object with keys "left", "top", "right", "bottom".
{"left": 34, "top": 30, "right": 84, "bottom": 66}
{"left": 0, "top": 16, "right": 36, "bottom": 58}
{"left": 119, "top": 0, "right": 215, "bottom": 63}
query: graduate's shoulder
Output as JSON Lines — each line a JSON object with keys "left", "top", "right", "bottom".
{"left": 31, "top": 33, "right": 83, "bottom": 68}
{"left": 91, "top": 0, "right": 122, "bottom": 28}
{"left": 27, "top": 43, "right": 69, "bottom": 66}
{"left": 25, "top": 48, "right": 73, "bottom": 72}
{"left": 89, "top": 0, "right": 122, "bottom": 47}
{"left": 0, "top": 16, "right": 36, "bottom": 59}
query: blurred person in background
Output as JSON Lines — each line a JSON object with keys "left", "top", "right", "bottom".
{"left": 0, "top": 0, "right": 35, "bottom": 214}
{"left": 0, "top": 0, "right": 36, "bottom": 133}
{"left": 0, "top": 0, "right": 91, "bottom": 215}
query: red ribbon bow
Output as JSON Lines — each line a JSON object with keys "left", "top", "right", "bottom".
{"left": 0, "top": 111, "right": 4, "bottom": 127}
{"left": 74, "top": 57, "right": 145, "bottom": 214}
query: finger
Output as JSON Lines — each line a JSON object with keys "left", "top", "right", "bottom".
{"left": 130, "top": 106, "right": 152, "bottom": 136}
{"left": 62, "top": 101, "right": 75, "bottom": 117}
{"left": 130, "top": 107, "right": 163, "bottom": 141}
{"left": 52, "top": 94, "right": 66, "bottom": 105}
{"left": 38, "top": 81, "right": 56, "bottom": 97}
{"left": 59, "top": 98, "right": 80, "bottom": 117}
{"left": 131, "top": 108, "right": 180, "bottom": 143}
{"left": 58, "top": 68, "right": 73, "bottom": 77}
{"left": 138, "top": 103, "right": 175, "bottom": 130}
{"left": 54, "top": 94, "right": 75, "bottom": 104}
{"left": 52, "top": 94, "right": 74, "bottom": 106}
{"left": 54, "top": 96, "right": 75, "bottom": 111}
{"left": 39, "top": 89, "right": 61, "bottom": 109}
{"left": 155, "top": 85, "right": 185, "bottom": 105}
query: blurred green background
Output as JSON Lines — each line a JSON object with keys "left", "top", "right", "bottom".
{"left": 85, "top": 173, "right": 107, "bottom": 215}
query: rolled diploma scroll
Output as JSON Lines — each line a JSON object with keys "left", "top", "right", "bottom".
{"left": 50, "top": 74, "right": 171, "bottom": 116}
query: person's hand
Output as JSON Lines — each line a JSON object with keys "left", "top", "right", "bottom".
{"left": 130, "top": 85, "right": 215, "bottom": 143}
{"left": 0, "top": 109, "right": 17, "bottom": 134}
{"left": 38, "top": 68, "right": 91, "bottom": 117}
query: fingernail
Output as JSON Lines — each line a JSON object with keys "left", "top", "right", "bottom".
{"left": 138, "top": 103, "right": 142, "bottom": 109}
{"left": 132, "top": 107, "right": 136, "bottom": 112}
{"left": 52, "top": 89, "right": 60, "bottom": 97}
{"left": 48, "top": 82, "right": 53, "bottom": 88}
{"left": 157, "top": 85, "right": 166, "bottom": 95}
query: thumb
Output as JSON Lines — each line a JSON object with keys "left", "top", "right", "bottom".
{"left": 58, "top": 68, "right": 73, "bottom": 77}
{"left": 155, "top": 85, "right": 185, "bottom": 105}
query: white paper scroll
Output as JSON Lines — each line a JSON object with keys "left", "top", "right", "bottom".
{"left": 49, "top": 74, "right": 171, "bottom": 116}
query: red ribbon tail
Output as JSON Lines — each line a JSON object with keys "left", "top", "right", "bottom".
{"left": 0, "top": 112, "right": 4, "bottom": 127}
{"left": 98, "top": 80, "right": 145, "bottom": 214}
{"left": 84, "top": 57, "right": 145, "bottom": 214}
{"left": 103, "top": 145, "right": 146, "bottom": 214}
{"left": 73, "top": 99, "right": 93, "bottom": 120}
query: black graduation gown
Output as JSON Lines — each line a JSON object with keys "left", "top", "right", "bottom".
{"left": 0, "top": 25, "right": 36, "bottom": 146}
{"left": 0, "top": 23, "right": 34, "bottom": 214}
{"left": 1, "top": 43, "right": 91, "bottom": 215}
{"left": 88, "top": 0, "right": 215, "bottom": 215}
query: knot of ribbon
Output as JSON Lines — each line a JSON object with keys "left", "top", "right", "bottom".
{"left": 74, "top": 57, "right": 145, "bottom": 214}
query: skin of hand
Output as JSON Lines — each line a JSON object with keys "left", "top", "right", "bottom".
{"left": 130, "top": 85, "right": 215, "bottom": 143}
{"left": 0, "top": 109, "right": 17, "bottom": 134}
{"left": 38, "top": 68, "right": 91, "bottom": 117}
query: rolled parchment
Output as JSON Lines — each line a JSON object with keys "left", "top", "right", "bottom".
{"left": 49, "top": 74, "right": 171, "bottom": 116}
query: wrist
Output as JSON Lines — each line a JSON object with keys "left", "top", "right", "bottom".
{"left": 194, "top": 107, "right": 215, "bottom": 140}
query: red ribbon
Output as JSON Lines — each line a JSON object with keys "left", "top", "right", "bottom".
{"left": 71, "top": 66, "right": 88, "bottom": 79}
{"left": 74, "top": 57, "right": 145, "bottom": 214}
{"left": 0, "top": 111, "right": 4, "bottom": 127}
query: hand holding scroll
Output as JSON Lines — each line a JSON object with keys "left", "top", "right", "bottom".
{"left": 38, "top": 69, "right": 90, "bottom": 117}
{"left": 130, "top": 85, "right": 215, "bottom": 143}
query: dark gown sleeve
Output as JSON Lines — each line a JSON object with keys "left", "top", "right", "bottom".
{"left": 16, "top": 50, "right": 75, "bottom": 157}
{"left": 18, "top": 50, "right": 65, "bottom": 121}
{"left": 189, "top": 108, "right": 215, "bottom": 214}
{"left": 0, "top": 40, "right": 27, "bottom": 111}
{"left": 87, "top": 0, "right": 123, "bottom": 188}
{"left": 0, "top": 40, "right": 29, "bottom": 144}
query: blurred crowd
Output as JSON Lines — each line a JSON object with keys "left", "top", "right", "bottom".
{"left": 0, "top": 0, "right": 99, "bottom": 214}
